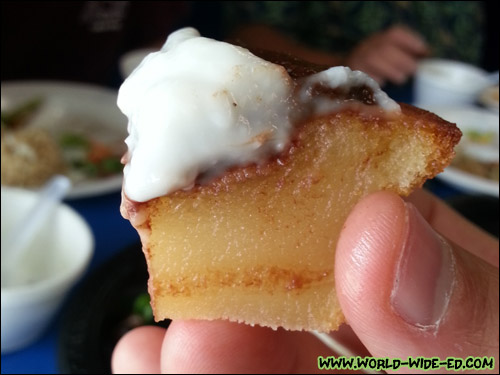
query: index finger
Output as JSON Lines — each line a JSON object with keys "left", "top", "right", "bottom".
{"left": 161, "top": 320, "right": 364, "bottom": 373}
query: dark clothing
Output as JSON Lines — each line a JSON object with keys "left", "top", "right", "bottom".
{"left": 223, "top": 1, "right": 490, "bottom": 68}
{"left": 1, "top": 1, "right": 190, "bottom": 87}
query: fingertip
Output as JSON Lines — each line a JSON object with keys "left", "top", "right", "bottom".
{"left": 161, "top": 320, "right": 298, "bottom": 373}
{"left": 111, "top": 325, "right": 166, "bottom": 374}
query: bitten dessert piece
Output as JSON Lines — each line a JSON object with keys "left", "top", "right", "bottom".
{"left": 118, "top": 28, "right": 461, "bottom": 332}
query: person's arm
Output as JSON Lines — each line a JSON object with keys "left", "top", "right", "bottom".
{"left": 230, "top": 24, "right": 429, "bottom": 86}
{"left": 229, "top": 24, "right": 344, "bottom": 67}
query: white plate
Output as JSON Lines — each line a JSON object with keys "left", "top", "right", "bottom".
{"left": 1, "top": 81, "right": 128, "bottom": 199}
{"left": 426, "top": 106, "right": 499, "bottom": 197}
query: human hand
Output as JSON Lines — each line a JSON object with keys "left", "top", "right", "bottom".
{"left": 346, "top": 25, "right": 429, "bottom": 86}
{"left": 112, "top": 189, "right": 498, "bottom": 373}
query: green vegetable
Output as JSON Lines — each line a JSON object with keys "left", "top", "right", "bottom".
{"left": 1, "top": 97, "right": 43, "bottom": 128}
{"left": 100, "top": 157, "right": 123, "bottom": 174}
{"left": 59, "top": 133, "right": 89, "bottom": 148}
{"left": 72, "top": 160, "right": 99, "bottom": 176}
{"left": 466, "top": 130, "right": 495, "bottom": 144}
{"left": 132, "top": 293, "right": 154, "bottom": 323}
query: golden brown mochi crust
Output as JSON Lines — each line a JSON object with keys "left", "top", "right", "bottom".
{"left": 121, "top": 102, "right": 461, "bottom": 332}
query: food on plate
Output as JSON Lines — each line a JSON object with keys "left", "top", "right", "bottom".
{"left": 479, "top": 85, "right": 499, "bottom": 111}
{"left": 1, "top": 97, "right": 43, "bottom": 129}
{"left": 118, "top": 28, "right": 461, "bottom": 332}
{"left": 58, "top": 132, "right": 123, "bottom": 183}
{"left": 451, "top": 129, "right": 499, "bottom": 181}
{"left": 1, "top": 127, "right": 66, "bottom": 187}
{"left": 0, "top": 99, "right": 123, "bottom": 188}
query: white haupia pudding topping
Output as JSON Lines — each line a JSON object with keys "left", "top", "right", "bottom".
{"left": 118, "top": 27, "right": 400, "bottom": 202}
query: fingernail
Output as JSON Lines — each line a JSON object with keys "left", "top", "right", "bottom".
{"left": 391, "top": 203, "right": 455, "bottom": 329}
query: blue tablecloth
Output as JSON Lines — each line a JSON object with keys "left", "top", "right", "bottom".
{"left": 1, "top": 191, "right": 139, "bottom": 374}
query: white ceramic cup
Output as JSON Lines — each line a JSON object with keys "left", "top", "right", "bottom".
{"left": 119, "top": 48, "right": 156, "bottom": 79}
{"left": 1, "top": 186, "right": 94, "bottom": 353}
{"left": 414, "top": 59, "right": 491, "bottom": 108}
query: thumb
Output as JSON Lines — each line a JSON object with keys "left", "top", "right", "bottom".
{"left": 335, "top": 191, "right": 499, "bottom": 373}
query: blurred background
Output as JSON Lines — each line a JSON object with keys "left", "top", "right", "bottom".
{"left": 1, "top": 1, "right": 498, "bottom": 373}
{"left": 1, "top": 1, "right": 498, "bottom": 87}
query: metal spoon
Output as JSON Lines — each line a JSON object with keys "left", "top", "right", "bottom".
{"left": 1, "top": 175, "right": 71, "bottom": 287}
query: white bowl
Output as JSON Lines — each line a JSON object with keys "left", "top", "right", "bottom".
{"left": 414, "top": 59, "right": 491, "bottom": 108}
{"left": 1, "top": 186, "right": 94, "bottom": 353}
